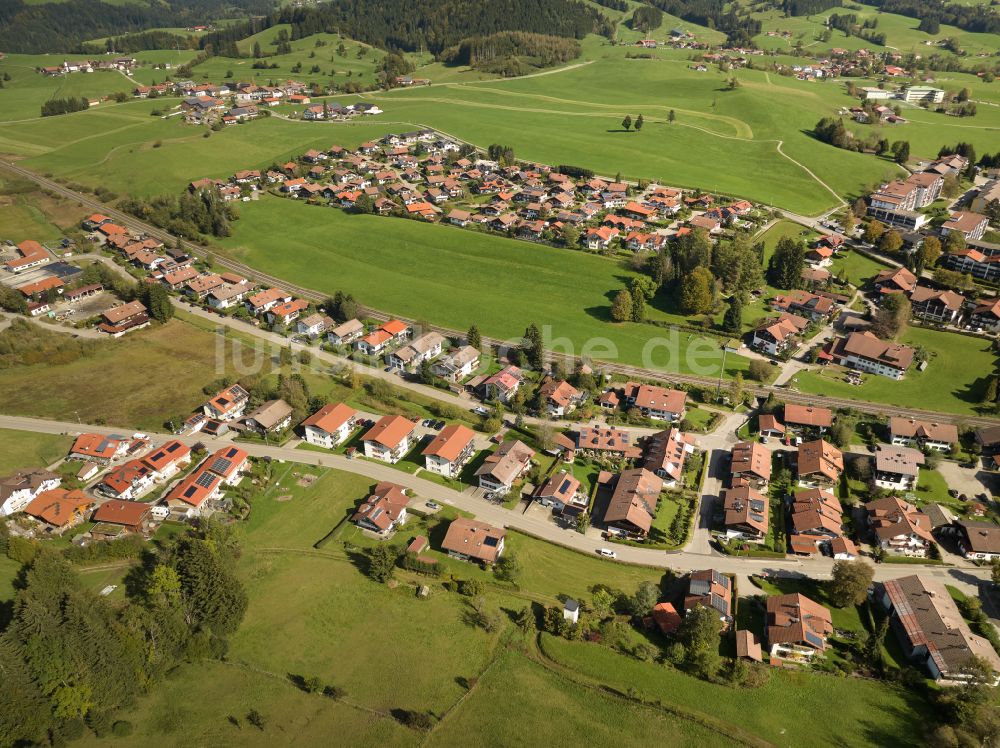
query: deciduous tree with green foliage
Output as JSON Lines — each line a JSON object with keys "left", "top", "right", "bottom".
{"left": 828, "top": 559, "right": 874, "bottom": 607}
{"left": 871, "top": 292, "right": 910, "bottom": 340}
{"left": 621, "top": 114, "right": 632, "bottom": 131}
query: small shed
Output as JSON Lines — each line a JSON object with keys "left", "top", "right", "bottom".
{"left": 736, "top": 630, "right": 763, "bottom": 662}
{"left": 563, "top": 598, "right": 580, "bottom": 624}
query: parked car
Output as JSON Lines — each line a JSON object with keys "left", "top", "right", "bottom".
{"left": 596, "top": 548, "right": 617, "bottom": 559}
{"left": 426, "top": 501, "right": 440, "bottom": 510}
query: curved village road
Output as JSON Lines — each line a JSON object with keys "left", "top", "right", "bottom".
{"left": 2, "top": 160, "right": 997, "bottom": 429}
{"left": 0, "top": 414, "right": 992, "bottom": 599}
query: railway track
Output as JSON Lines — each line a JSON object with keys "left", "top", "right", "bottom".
{"left": 5, "top": 159, "right": 998, "bottom": 428}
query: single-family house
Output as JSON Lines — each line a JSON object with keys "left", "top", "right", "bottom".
{"left": 91, "top": 499, "right": 152, "bottom": 533}
{"left": 0, "top": 469, "right": 61, "bottom": 516}
{"left": 623, "top": 382, "right": 686, "bottom": 422}
{"left": 729, "top": 440, "right": 771, "bottom": 488}
{"left": 795, "top": 439, "right": 844, "bottom": 488}
{"left": 684, "top": 569, "right": 733, "bottom": 626}
{"left": 475, "top": 440, "right": 535, "bottom": 495}
{"left": 889, "top": 417, "right": 958, "bottom": 452}
{"left": 722, "top": 484, "right": 769, "bottom": 542}
{"left": 826, "top": 331, "right": 915, "bottom": 379}
{"left": 387, "top": 331, "right": 445, "bottom": 371}
{"left": 203, "top": 384, "right": 250, "bottom": 421}
{"left": 604, "top": 468, "right": 663, "bottom": 537}
{"left": 23, "top": 489, "right": 94, "bottom": 533}
{"left": 865, "top": 496, "right": 934, "bottom": 557}
{"left": 441, "top": 517, "right": 506, "bottom": 564}
{"left": 351, "top": 482, "right": 409, "bottom": 535}
{"left": 432, "top": 345, "right": 480, "bottom": 382}
{"left": 482, "top": 365, "right": 523, "bottom": 403}
{"left": 535, "top": 470, "right": 588, "bottom": 517}
{"left": 873, "top": 445, "right": 924, "bottom": 491}
{"left": 243, "top": 399, "right": 293, "bottom": 435}
{"left": 140, "top": 440, "right": 191, "bottom": 481}
{"left": 69, "top": 433, "right": 127, "bottom": 465}
{"left": 766, "top": 593, "right": 833, "bottom": 661}
{"left": 955, "top": 520, "right": 1000, "bottom": 562}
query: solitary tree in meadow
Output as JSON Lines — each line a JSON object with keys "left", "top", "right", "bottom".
{"left": 622, "top": 114, "right": 632, "bottom": 131}
{"left": 634, "top": 113, "right": 644, "bottom": 132}
{"left": 668, "top": 109, "right": 676, "bottom": 123}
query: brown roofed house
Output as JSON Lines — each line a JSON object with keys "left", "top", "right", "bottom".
{"left": 766, "top": 593, "right": 833, "bottom": 661}
{"left": 441, "top": 517, "right": 506, "bottom": 564}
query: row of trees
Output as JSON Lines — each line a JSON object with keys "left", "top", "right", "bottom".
{"left": 0, "top": 522, "right": 248, "bottom": 745}
{"left": 40, "top": 96, "right": 90, "bottom": 117}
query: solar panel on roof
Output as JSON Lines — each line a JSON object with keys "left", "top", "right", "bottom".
{"left": 165, "top": 443, "right": 179, "bottom": 453}
{"left": 483, "top": 537, "right": 499, "bottom": 547}
{"left": 750, "top": 500, "right": 765, "bottom": 512}
{"left": 559, "top": 479, "right": 572, "bottom": 494}
{"left": 805, "top": 631, "right": 824, "bottom": 648}
{"left": 184, "top": 486, "right": 197, "bottom": 498}
{"left": 209, "top": 457, "right": 231, "bottom": 475}
{"left": 194, "top": 472, "right": 217, "bottom": 489}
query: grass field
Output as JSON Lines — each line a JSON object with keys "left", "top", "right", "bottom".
{"left": 189, "top": 26, "right": 386, "bottom": 89}
{"left": 0, "top": 318, "right": 239, "bottom": 430}
{"left": 0, "top": 172, "right": 90, "bottom": 242}
{"left": 218, "top": 196, "right": 751, "bottom": 378}
{"left": 0, "top": 55, "right": 135, "bottom": 122}
{"left": 540, "top": 634, "right": 926, "bottom": 748}
{"left": 750, "top": 1, "right": 1000, "bottom": 58}
{"left": 794, "top": 326, "right": 998, "bottom": 415}
{"left": 0, "top": 427, "right": 71, "bottom": 473}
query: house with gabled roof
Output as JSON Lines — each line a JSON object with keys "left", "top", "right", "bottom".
{"left": 538, "top": 377, "right": 583, "bottom": 417}
{"left": 423, "top": 424, "right": 476, "bottom": 478}
{"left": 302, "top": 403, "right": 357, "bottom": 448}
{"left": 475, "top": 439, "right": 535, "bottom": 495}
{"left": 795, "top": 439, "right": 843, "bottom": 488}
{"left": 873, "top": 445, "right": 924, "bottom": 491}
{"left": 826, "top": 331, "right": 914, "bottom": 379}
{"left": 432, "top": 345, "right": 480, "bottom": 382}
{"left": 204, "top": 384, "right": 250, "bottom": 421}
{"left": 766, "top": 593, "right": 833, "bottom": 661}
{"left": 643, "top": 428, "right": 696, "bottom": 487}
{"left": 729, "top": 440, "right": 771, "bottom": 488}
{"left": 69, "top": 433, "right": 128, "bottom": 465}
{"left": 352, "top": 482, "right": 409, "bottom": 535}
{"left": 442, "top": 517, "right": 506, "bottom": 564}
{"left": 24, "top": 488, "right": 94, "bottom": 533}
{"left": 98, "top": 459, "right": 154, "bottom": 500}
{"left": 684, "top": 570, "right": 733, "bottom": 627}
{"left": 0, "top": 469, "right": 61, "bottom": 517}
{"left": 880, "top": 575, "right": 1000, "bottom": 685}
{"left": 140, "top": 440, "right": 191, "bottom": 481}
{"left": 865, "top": 495, "right": 933, "bottom": 557}
{"left": 623, "top": 382, "right": 686, "bottom": 422}
{"left": 362, "top": 415, "right": 417, "bottom": 463}
{"left": 722, "top": 484, "right": 769, "bottom": 541}
{"left": 482, "top": 365, "right": 523, "bottom": 403}
{"left": 604, "top": 468, "right": 662, "bottom": 537}
{"left": 535, "top": 470, "right": 588, "bottom": 517}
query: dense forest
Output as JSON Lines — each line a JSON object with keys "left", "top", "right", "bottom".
{"left": 641, "top": 0, "right": 762, "bottom": 46}
{"left": 781, "top": 0, "right": 840, "bottom": 16}
{"left": 0, "top": 521, "right": 247, "bottom": 746}
{"left": 0, "top": 0, "right": 273, "bottom": 54}
{"left": 442, "top": 32, "right": 581, "bottom": 75}
{"left": 872, "top": 0, "right": 1000, "bottom": 35}
{"left": 201, "top": 0, "right": 610, "bottom": 57}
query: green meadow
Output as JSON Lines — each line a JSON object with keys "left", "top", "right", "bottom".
{"left": 218, "top": 196, "right": 752, "bottom": 378}
{"left": 794, "top": 325, "right": 998, "bottom": 415}
{"left": 0, "top": 428, "right": 71, "bottom": 474}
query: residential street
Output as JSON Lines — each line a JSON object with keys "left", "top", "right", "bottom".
{"left": 0, "top": 413, "right": 992, "bottom": 599}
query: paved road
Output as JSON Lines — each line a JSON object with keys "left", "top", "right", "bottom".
{"left": 1, "top": 413, "right": 992, "bottom": 597}
{"left": 2, "top": 160, "right": 996, "bottom": 429}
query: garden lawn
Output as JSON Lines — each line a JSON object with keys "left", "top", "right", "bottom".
{"left": 794, "top": 326, "right": 998, "bottom": 416}
{"left": 219, "top": 196, "right": 751, "bottom": 378}
{"left": 540, "top": 634, "right": 927, "bottom": 748}
{"left": 0, "top": 428, "right": 71, "bottom": 473}
{"left": 829, "top": 249, "right": 892, "bottom": 287}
